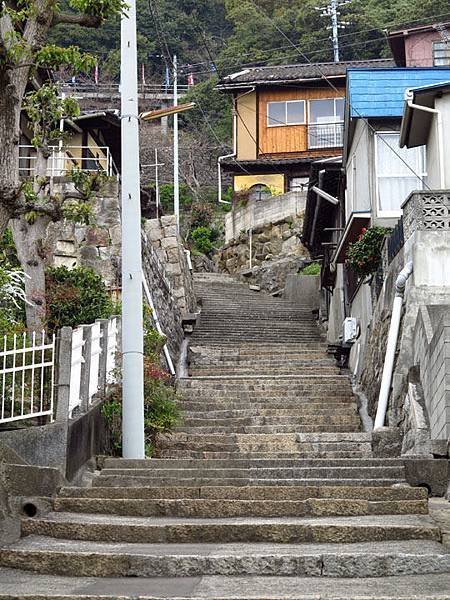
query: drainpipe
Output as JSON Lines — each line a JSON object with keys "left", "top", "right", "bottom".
{"left": 405, "top": 94, "right": 445, "bottom": 188}
{"left": 374, "top": 261, "right": 413, "bottom": 430}
{"left": 218, "top": 88, "right": 255, "bottom": 204}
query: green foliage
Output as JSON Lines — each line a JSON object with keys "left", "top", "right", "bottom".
{"left": 190, "top": 202, "right": 214, "bottom": 229}
{"left": 346, "top": 226, "right": 391, "bottom": 278}
{"left": 159, "top": 183, "right": 194, "bottom": 213}
{"left": 68, "top": 0, "right": 128, "bottom": 18}
{"left": 45, "top": 266, "right": 113, "bottom": 330}
{"left": 35, "top": 45, "right": 96, "bottom": 72}
{"left": 301, "top": 262, "right": 321, "bottom": 276}
{"left": 143, "top": 305, "right": 166, "bottom": 363}
{"left": 0, "top": 229, "right": 20, "bottom": 271}
{"left": 190, "top": 225, "right": 218, "bottom": 255}
{"left": 23, "top": 85, "right": 80, "bottom": 148}
{"left": 0, "top": 267, "right": 27, "bottom": 334}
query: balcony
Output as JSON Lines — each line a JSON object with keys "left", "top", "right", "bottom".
{"left": 19, "top": 145, "right": 118, "bottom": 179}
{"left": 308, "top": 122, "right": 344, "bottom": 150}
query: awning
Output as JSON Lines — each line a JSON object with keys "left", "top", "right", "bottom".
{"left": 332, "top": 211, "right": 371, "bottom": 265}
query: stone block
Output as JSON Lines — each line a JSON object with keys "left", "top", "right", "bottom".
{"left": 431, "top": 439, "right": 449, "bottom": 458}
{"left": 86, "top": 227, "right": 110, "bottom": 247}
{"left": 80, "top": 246, "right": 99, "bottom": 260}
{"left": 371, "top": 427, "right": 402, "bottom": 457}
{"left": 163, "top": 225, "right": 177, "bottom": 238}
{"left": 166, "top": 262, "right": 182, "bottom": 276}
{"left": 403, "top": 458, "right": 449, "bottom": 496}
{"left": 161, "top": 215, "right": 176, "bottom": 228}
{"left": 161, "top": 237, "right": 179, "bottom": 250}
{"left": 166, "top": 247, "right": 180, "bottom": 262}
{"left": 144, "top": 220, "right": 163, "bottom": 242}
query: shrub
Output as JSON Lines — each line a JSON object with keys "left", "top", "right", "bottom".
{"left": 0, "top": 267, "right": 28, "bottom": 334}
{"left": 190, "top": 226, "right": 218, "bottom": 255}
{"left": 301, "top": 262, "right": 321, "bottom": 276}
{"left": 45, "top": 266, "right": 113, "bottom": 330}
{"left": 159, "top": 183, "right": 193, "bottom": 213}
{"left": 190, "top": 203, "right": 214, "bottom": 229}
{"left": 346, "top": 227, "right": 391, "bottom": 278}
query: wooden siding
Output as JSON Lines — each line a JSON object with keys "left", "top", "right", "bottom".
{"left": 259, "top": 87, "right": 345, "bottom": 157}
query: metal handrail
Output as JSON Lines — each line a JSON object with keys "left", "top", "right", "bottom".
{"left": 18, "top": 145, "right": 118, "bottom": 178}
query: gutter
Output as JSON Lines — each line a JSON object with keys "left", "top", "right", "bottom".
{"left": 402, "top": 91, "right": 445, "bottom": 188}
{"left": 374, "top": 261, "right": 413, "bottom": 429}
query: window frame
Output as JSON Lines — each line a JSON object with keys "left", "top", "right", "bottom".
{"left": 308, "top": 97, "right": 345, "bottom": 125}
{"left": 374, "top": 131, "right": 427, "bottom": 218}
{"left": 432, "top": 40, "right": 450, "bottom": 66}
{"left": 266, "top": 99, "right": 306, "bottom": 128}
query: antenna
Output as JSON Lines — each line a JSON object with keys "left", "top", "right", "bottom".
{"left": 315, "top": 0, "right": 352, "bottom": 62}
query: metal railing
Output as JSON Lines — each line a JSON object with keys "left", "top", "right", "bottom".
{"left": 19, "top": 145, "right": 117, "bottom": 178}
{"left": 387, "top": 217, "right": 404, "bottom": 264}
{"left": 0, "top": 331, "right": 55, "bottom": 425}
{"left": 308, "top": 122, "right": 344, "bottom": 149}
{"left": 57, "top": 82, "right": 190, "bottom": 96}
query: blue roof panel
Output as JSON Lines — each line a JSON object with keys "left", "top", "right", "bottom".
{"left": 347, "top": 68, "right": 450, "bottom": 118}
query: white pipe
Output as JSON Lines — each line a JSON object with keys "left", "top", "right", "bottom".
{"left": 374, "top": 261, "right": 413, "bottom": 430}
{"left": 406, "top": 98, "right": 445, "bottom": 189}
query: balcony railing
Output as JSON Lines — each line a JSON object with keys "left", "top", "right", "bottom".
{"left": 19, "top": 145, "right": 118, "bottom": 178}
{"left": 308, "top": 122, "right": 344, "bottom": 150}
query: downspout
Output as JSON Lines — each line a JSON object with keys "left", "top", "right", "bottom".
{"left": 405, "top": 95, "right": 445, "bottom": 188}
{"left": 218, "top": 87, "right": 255, "bottom": 204}
{"left": 374, "top": 261, "right": 413, "bottom": 430}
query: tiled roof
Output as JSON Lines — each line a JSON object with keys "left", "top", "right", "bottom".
{"left": 218, "top": 59, "right": 395, "bottom": 88}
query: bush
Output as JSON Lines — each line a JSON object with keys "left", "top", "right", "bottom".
{"left": 346, "top": 227, "right": 391, "bottom": 278}
{"left": 46, "top": 266, "right": 113, "bottom": 330}
{"left": 190, "top": 203, "right": 214, "bottom": 229}
{"left": 190, "top": 226, "right": 218, "bottom": 255}
{"left": 301, "top": 262, "right": 321, "bottom": 276}
{"left": 159, "top": 183, "right": 193, "bottom": 213}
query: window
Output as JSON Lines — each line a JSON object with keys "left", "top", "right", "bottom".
{"left": 289, "top": 177, "right": 309, "bottom": 192}
{"left": 433, "top": 40, "right": 450, "bottom": 66}
{"left": 375, "top": 132, "right": 426, "bottom": 217}
{"left": 308, "top": 98, "right": 345, "bottom": 148}
{"left": 248, "top": 184, "right": 272, "bottom": 202}
{"left": 267, "top": 100, "right": 305, "bottom": 127}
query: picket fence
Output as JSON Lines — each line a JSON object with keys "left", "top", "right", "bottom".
{"left": 0, "top": 317, "right": 119, "bottom": 426}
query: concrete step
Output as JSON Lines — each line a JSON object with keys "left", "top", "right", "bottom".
{"left": 19, "top": 512, "right": 442, "bottom": 545}
{"left": 181, "top": 406, "right": 359, "bottom": 418}
{"left": 174, "top": 425, "right": 361, "bottom": 434}
{"left": 179, "top": 415, "right": 359, "bottom": 428}
{"left": 156, "top": 450, "right": 373, "bottom": 459}
{"left": 1, "top": 537, "right": 447, "bottom": 579}
{"left": 2, "top": 568, "right": 450, "bottom": 598}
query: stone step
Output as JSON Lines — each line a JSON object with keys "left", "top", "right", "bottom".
{"left": 1, "top": 537, "right": 447, "bottom": 579}
{"left": 189, "top": 369, "right": 340, "bottom": 377}
{"left": 179, "top": 415, "right": 359, "bottom": 428}
{"left": 2, "top": 568, "right": 450, "bottom": 598}
{"left": 156, "top": 450, "right": 373, "bottom": 459}
{"left": 53, "top": 497, "right": 427, "bottom": 519}
{"left": 95, "top": 477, "right": 407, "bottom": 489}
{"left": 181, "top": 406, "right": 359, "bottom": 418}
{"left": 59, "top": 484, "right": 428, "bottom": 501}
{"left": 174, "top": 425, "right": 361, "bottom": 434}
{"left": 178, "top": 398, "right": 356, "bottom": 408}
{"left": 19, "top": 513, "right": 442, "bottom": 545}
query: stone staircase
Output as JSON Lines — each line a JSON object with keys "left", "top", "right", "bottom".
{"left": 0, "top": 272, "right": 450, "bottom": 598}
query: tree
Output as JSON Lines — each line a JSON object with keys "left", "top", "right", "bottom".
{"left": 0, "top": 1, "right": 124, "bottom": 329}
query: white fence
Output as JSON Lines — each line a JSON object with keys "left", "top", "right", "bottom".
{"left": 0, "top": 317, "right": 119, "bottom": 426}
{"left": 0, "top": 331, "right": 56, "bottom": 424}
{"left": 19, "top": 145, "right": 117, "bottom": 178}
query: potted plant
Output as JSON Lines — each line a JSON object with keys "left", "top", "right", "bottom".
{"left": 346, "top": 226, "right": 390, "bottom": 280}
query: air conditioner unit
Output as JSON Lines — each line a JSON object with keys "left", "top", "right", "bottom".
{"left": 343, "top": 317, "right": 358, "bottom": 344}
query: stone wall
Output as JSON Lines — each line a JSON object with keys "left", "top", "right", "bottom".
{"left": 224, "top": 191, "right": 306, "bottom": 243}
{"left": 143, "top": 216, "right": 196, "bottom": 315}
{"left": 45, "top": 178, "right": 121, "bottom": 289}
{"left": 218, "top": 216, "right": 309, "bottom": 292}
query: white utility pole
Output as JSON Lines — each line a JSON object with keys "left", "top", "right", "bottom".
{"left": 155, "top": 148, "right": 161, "bottom": 219}
{"left": 120, "top": 0, "right": 145, "bottom": 458}
{"left": 173, "top": 55, "right": 180, "bottom": 232}
{"left": 315, "top": 0, "right": 351, "bottom": 62}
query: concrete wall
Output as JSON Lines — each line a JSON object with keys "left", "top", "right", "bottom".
{"left": 326, "top": 265, "right": 345, "bottom": 346}
{"left": 225, "top": 190, "right": 306, "bottom": 243}
{"left": 424, "top": 94, "right": 450, "bottom": 189}
{"left": 414, "top": 306, "right": 450, "bottom": 440}
{"left": 404, "top": 31, "right": 439, "bottom": 67}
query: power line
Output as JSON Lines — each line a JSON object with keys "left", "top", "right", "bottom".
{"left": 244, "top": 0, "right": 430, "bottom": 189}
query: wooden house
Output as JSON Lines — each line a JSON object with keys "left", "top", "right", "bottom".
{"left": 217, "top": 59, "right": 393, "bottom": 199}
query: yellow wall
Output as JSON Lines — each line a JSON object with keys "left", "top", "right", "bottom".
{"left": 234, "top": 174, "right": 285, "bottom": 195}
{"left": 236, "top": 92, "right": 257, "bottom": 160}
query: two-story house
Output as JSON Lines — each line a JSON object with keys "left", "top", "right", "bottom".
{"left": 326, "top": 67, "right": 450, "bottom": 372}
{"left": 387, "top": 21, "right": 450, "bottom": 68}
{"left": 217, "top": 59, "right": 393, "bottom": 200}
